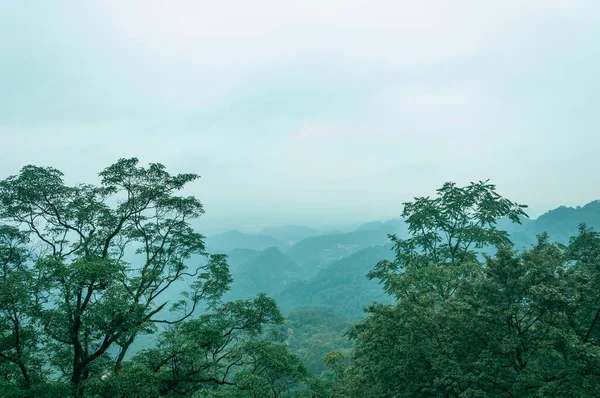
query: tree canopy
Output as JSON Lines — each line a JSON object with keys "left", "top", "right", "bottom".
{"left": 345, "top": 181, "right": 600, "bottom": 397}
{"left": 2, "top": 163, "right": 600, "bottom": 397}
{"left": 0, "top": 159, "right": 304, "bottom": 397}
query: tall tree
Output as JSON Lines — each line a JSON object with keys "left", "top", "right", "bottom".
{"left": 368, "top": 180, "right": 528, "bottom": 301}
{"left": 0, "top": 159, "right": 231, "bottom": 396}
{"left": 0, "top": 225, "right": 42, "bottom": 395}
{"left": 348, "top": 181, "right": 528, "bottom": 396}
{"left": 347, "top": 182, "right": 600, "bottom": 396}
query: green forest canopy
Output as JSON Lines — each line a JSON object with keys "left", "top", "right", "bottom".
{"left": 1, "top": 159, "right": 600, "bottom": 397}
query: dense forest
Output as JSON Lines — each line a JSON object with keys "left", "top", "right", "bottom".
{"left": 2, "top": 159, "right": 600, "bottom": 397}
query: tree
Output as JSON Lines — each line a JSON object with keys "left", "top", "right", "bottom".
{"left": 0, "top": 159, "right": 231, "bottom": 396}
{"left": 564, "top": 224, "right": 600, "bottom": 343}
{"left": 0, "top": 225, "right": 44, "bottom": 395}
{"left": 301, "top": 351, "right": 348, "bottom": 398}
{"left": 285, "top": 307, "right": 353, "bottom": 376}
{"left": 347, "top": 182, "right": 600, "bottom": 396}
{"left": 368, "top": 180, "right": 528, "bottom": 301}
{"left": 347, "top": 181, "right": 529, "bottom": 396}
{"left": 87, "top": 294, "right": 306, "bottom": 397}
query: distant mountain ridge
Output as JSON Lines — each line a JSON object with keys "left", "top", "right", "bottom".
{"left": 209, "top": 220, "right": 407, "bottom": 278}
{"left": 500, "top": 200, "right": 600, "bottom": 247}
{"left": 206, "top": 230, "right": 288, "bottom": 253}
{"left": 211, "top": 200, "right": 600, "bottom": 319}
{"left": 259, "top": 225, "right": 319, "bottom": 246}
{"left": 276, "top": 200, "right": 600, "bottom": 318}
{"left": 353, "top": 218, "right": 406, "bottom": 232}
{"left": 528, "top": 200, "right": 600, "bottom": 238}
{"left": 285, "top": 220, "right": 407, "bottom": 274}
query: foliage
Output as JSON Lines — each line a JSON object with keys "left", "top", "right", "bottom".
{"left": 0, "top": 159, "right": 303, "bottom": 397}
{"left": 347, "top": 181, "right": 600, "bottom": 397}
{"left": 300, "top": 351, "right": 348, "bottom": 398}
{"left": 285, "top": 308, "right": 353, "bottom": 375}
{"left": 4, "top": 164, "right": 600, "bottom": 397}
{"left": 87, "top": 294, "right": 306, "bottom": 397}
{"left": 368, "top": 180, "right": 528, "bottom": 300}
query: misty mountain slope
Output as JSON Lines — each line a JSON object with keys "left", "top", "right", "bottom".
{"left": 354, "top": 218, "right": 406, "bottom": 233}
{"left": 224, "top": 246, "right": 302, "bottom": 301}
{"left": 276, "top": 244, "right": 396, "bottom": 318}
{"left": 259, "top": 225, "right": 319, "bottom": 246}
{"left": 498, "top": 201, "right": 600, "bottom": 247}
{"left": 285, "top": 222, "right": 407, "bottom": 275}
{"left": 275, "top": 201, "right": 600, "bottom": 318}
{"left": 225, "top": 248, "right": 259, "bottom": 273}
{"left": 210, "top": 201, "right": 600, "bottom": 318}
{"left": 526, "top": 201, "right": 600, "bottom": 242}
{"left": 206, "top": 230, "right": 288, "bottom": 253}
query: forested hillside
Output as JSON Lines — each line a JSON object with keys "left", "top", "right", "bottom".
{"left": 223, "top": 247, "right": 302, "bottom": 300}
{"left": 276, "top": 244, "right": 396, "bottom": 318}
{"left": 2, "top": 161, "right": 600, "bottom": 397}
{"left": 285, "top": 222, "right": 406, "bottom": 274}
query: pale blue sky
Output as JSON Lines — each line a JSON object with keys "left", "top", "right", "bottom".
{"left": 1, "top": 1, "right": 599, "bottom": 234}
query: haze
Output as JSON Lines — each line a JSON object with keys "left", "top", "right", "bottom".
{"left": 1, "top": 1, "right": 599, "bottom": 234}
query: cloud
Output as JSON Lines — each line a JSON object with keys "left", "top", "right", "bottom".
{"left": 1, "top": 0, "right": 600, "bottom": 232}
{"left": 72, "top": 0, "right": 593, "bottom": 68}
{"left": 2, "top": 0, "right": 596, "bottom": 124}
{"left": 290, "top": 123, "right": 350, "bottom": 142}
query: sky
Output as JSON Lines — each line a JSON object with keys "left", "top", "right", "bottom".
{"left": 1, "top": 1, "right": 599, "bottom": 234}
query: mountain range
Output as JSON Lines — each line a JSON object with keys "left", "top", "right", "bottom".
{"left": 210, "top": 200, "right": 600, "bottom": 318}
